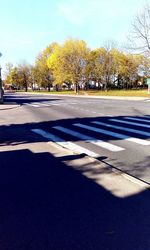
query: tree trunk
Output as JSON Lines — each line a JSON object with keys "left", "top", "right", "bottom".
{"left": 25, "top": 83, "right": 28, "bottom": 92}
{"left": 75, "top": 83, "right": 79, "bottom": 94}
{"left": 55, "top": 84, "right": 59, "bottom": 91}
{"left": 48, "top": 83, "right": 51, "bottom": 92}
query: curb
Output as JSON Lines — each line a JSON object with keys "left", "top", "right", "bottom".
{"left": 0, "top": 104, "right": 20, "bottom": 110}
{"left": 16, "top": 91, "right": 149, "bottom": 101}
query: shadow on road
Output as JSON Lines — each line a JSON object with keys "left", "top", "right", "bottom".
{"left": 4, "top": 93, "right": 61, "bottom": 105}
{"left": 0, "top": 148, "right": 149, "bottom": 250}
{"left": 0, "top": 113, "right": 150, "bottom": 182}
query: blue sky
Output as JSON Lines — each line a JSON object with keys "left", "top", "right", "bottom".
{"left": 0, "top": 0, "right": 148, "bottom": 72}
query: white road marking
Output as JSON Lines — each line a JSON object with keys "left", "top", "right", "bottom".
{"left": 124, "top": 117, "right": 150, "bottom": 123}
{"left": 24, "top": 101, "right": 77, "bottom": 108}
{"left": 38, "top": 102, "right": 52, "bottom": 107}
{"left": 91, "top": 121, "right": 150, "bottom": 137}
{"left": 109, "top": 119, "right": 150, "bottom": 128}
{"left": 73, "top": 123, "right": 150, "bottom": 146}
{"left": 25, "top": 103, "right": 40, "bottom": 107}
{"left": 31, "top": 129, "right": 99, "bottom": 158}
{"left": 53, "top": 126, "right": 124, "bottom": 152}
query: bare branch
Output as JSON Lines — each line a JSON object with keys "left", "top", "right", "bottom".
{"left": 128, "top": 3, "right": 150, "bottom": 54}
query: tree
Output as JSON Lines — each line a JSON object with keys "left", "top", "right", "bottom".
{"left": 5, "top": 63, "right": 14, "bottom": 84}
{"left": 88, "top": 47, "right": 116, "bottom": 90}
{"left": 47, "top": 39, "right": 90, "bottom": 93}
{"left": 87, "top": 47, "right": 143, "bottom": 90}
{"left": 107, "top": 48, "right": 124, "bottom": 88}
{"left": 33, "top": 43, "right": 58, "bottom": 91}
{"left": 116, "top": 53, "right": 143, "bottom": 88}
{"left": 102, "top": 49, "right": 115, "bottom": 89}
{"left": 7, "top": 67, "right": 22, "bottom": 89}
{"left": 86, "top": 48, "right": 107, "bottom": 89}
{"left": 5, "top": 63, "right": 32, "bottom": 91}
{"left": 129, "top": 3, "right": 150, "bottom": 54}
{"left": 17, "top": 63, "right": 32, "bottom": 92}
{"left": 140, "top": 55, "right": 150, "bottom": 77}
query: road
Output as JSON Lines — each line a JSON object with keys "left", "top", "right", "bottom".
{"left": 3, "top": 92, "right": 150, "bottom": 183}
{"left": 0, "top": 92, "right": 150, "bottom": 250}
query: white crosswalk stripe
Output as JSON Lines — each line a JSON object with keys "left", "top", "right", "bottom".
{"left": 24, "top": 102, "right": 56, "bottom": 107}
{"left": 31, "top": 129, "right": 99, "bottom": 158}
{"left": 25, "top": 102, "right": 40, "bottom": 107}
{"left": 109, "top": 118, "right": 150, "bottom": 128}
{"left": 124, "top": 117, "right": 150, "bottom": 123}
{"left": 24, "top": 101, "right": 77, "bottom": 108}
{"left": 91, "top": 121, "right": 150, "bottom": 137}
{"left": 73, "top": 123, "right": 150, "bottom": 146}
{"left": 53, "top": 126, "right": 124, "bottom": 152}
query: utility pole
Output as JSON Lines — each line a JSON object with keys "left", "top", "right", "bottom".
{"left": 0, "top": 53, "right": 3, "bottom": 104}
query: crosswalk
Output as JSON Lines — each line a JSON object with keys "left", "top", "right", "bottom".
{"left": 53, "top": 125, "right": 124, "bottom": 152}
{"left": 73, "top": 123, "right": 150, "bottom": 145}
{"left": 24, "top": 100, "right": 77, "bottom": 108}
{"left": 31, "top": 116, "right": 150, "bottom": 158}
{"left": 32, "top": 128, "right": 99, "bottom": 158}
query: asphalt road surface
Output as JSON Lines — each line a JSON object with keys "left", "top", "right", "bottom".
{"left": 3, "top": 92, "right": 150, "bottom": 183}
{"left": 0, "top": 92, "right": 150, "bottom": 250}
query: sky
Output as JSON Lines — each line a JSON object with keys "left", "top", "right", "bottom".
{"left": 0, "top": 0, "right": 149, "bottom": 73}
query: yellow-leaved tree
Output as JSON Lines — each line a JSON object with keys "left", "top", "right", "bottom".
{"left": 47, "top": 39, "right": 90, "bottom": 93}
{"left": 33, "top": 42, "right": 58, "bottom": 91}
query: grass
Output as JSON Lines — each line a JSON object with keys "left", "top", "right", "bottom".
{"left": 82, "top": 89, "right": 149, "bottom": 97}
{"left": 24, "top": 88, "right": 150, "bottom": 97}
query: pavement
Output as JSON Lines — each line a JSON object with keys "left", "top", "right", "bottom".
{"left": 0, "top": 102, "right": 20, "bottom": 110}
{"left": 0, "top": 135, "right": 150, "bottom": 250}
{"left": 0, "top": 103, "right": 20, "bottom": 110}
{"left": 47, "top": 141, "right": 149, "bottom": 197}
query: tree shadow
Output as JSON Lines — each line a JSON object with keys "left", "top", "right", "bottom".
{"left": 0, "top": 148, "right": 149, "bottom": 249}
{"left": 4, "top": 93, "right": 61, "bottom": 106}
{"left": 113, "top": 156, "right": 150, "bottom": 185}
